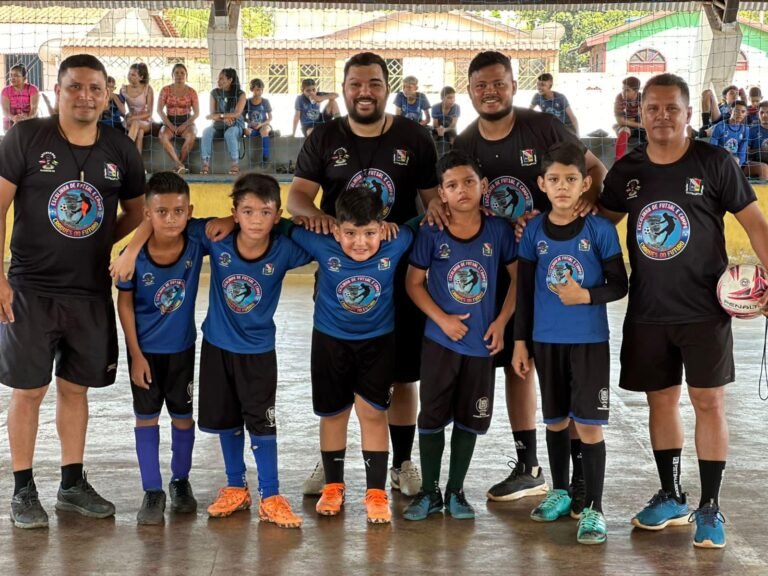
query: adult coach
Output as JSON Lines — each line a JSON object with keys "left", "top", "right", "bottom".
{"left": 600, "top": 73, "right": 768, "bottom": 549}
{"left": 287, "top": 51, "right": 442, "bottom": 497}
{"left": 453, "top": 51, "right": 606, "bottom": 503}
{"left": 0, "top": 54, "right": 145, "bottom": 529}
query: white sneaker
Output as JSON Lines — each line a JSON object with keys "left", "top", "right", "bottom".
{"left": 302, "top": 461, "right": 325, "bottom": 496}
{"left": 390, "top": 460, "right": 421, "bottom": 497}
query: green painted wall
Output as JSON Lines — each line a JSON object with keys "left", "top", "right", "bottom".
{"left": 606, "top": 12, "right": 700, "bottom": 51}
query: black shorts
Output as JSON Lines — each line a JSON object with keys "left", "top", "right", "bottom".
{"left": 0, "top": 288, "right": 118, "bottom": 389}
{"left": 418, "top": 338, "right": 495, "bottom": 435}
{"left": 311, "top": 329, "right": 395, "bottom": 416}
{"left": 168, "top": 114, "right": 189, "bottom": 127}
{"left": 128, "top": 347, "right": 195, "bottom": 420}
{"left": 393, "top": 253, "right": 425, "bottom": 383}
{"left": 619, "top": 318, "right": 734, "bottom": 392}
{"left": 493, "top": 268, "right": 514, "bottom": 368}
{"left": 533, "top": 342, "right": 610, "bottom": 425}
{"left": 198, "top": 340, "right": 277, "bottom": 435}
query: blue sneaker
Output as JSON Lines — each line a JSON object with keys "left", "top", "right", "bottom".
{"left": 577, "top": 507, "right": 607, "bottom": 545}
{"left": 403, "top": 490, "right": 443, "bottom": 521}
{"left": 631, "top": 490, "right": 689, "bottom": 530}
{"left": 444, "top": 490, "right": 475, "bottom": 520}
{"left": 530, "top": 489, "right": 572, "bottom": 522}
{"left": 692, "top": 500, "right": 726, "bottom": 549}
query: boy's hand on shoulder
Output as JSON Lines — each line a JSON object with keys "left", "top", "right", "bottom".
{"left": 292, "top": 215, "right": 311, "bottom": 229}
{"left": 483, "top": 318, "right": 505, "bottom": 355}
{"left": 511, "top": 341, "right": 531, "bottom": 379}
{"left": 130, "top": 354, "right": 152, "bottom": 390}
{"left": 206, "top": 216, "right": 235, "bottom": 242}
{"left": 423, "top": 197, "right": 451, "bottom": 230}
{"left": 514, "top": 210, "right": 540, "bottom": 242}
{"left": 554, "top": 271, "right": 590, "bottom": 305}
{"left": 304, "top": 214, "right": 336, "bottom": 235}
{"left": 110, "top": 250, "right": 137, "bottom": 283}
{"left": 439, "top": 312, "right": 470, "bottom": 342}
{"left": 383, "top": 222, "right": 399, "bottom": 241}
{"left": 573, "top": 197, "right": 598, "bottom": 218}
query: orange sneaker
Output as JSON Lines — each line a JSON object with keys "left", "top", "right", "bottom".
{"left": 207, "top": 486, "right": 252, "bottom": 518}
{"left": 258, "top": 494, "right": 302, "bottom": 528}
{"left": 316, "top": 483, "right": 345, "bottom": 516}
{"left": 364, "top": 488, "right": 391, "bottom": 524}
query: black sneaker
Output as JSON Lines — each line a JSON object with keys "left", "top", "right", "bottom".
{"left": 137, "top": 490, "right": 166, "bottom": 525}
{"left": 487, "top": 460, "right": 549, "bottom": 502}
{"left": 570, "top": 475, "right": 586, "bottom": 519}
{"left": 55, "top": 473, "right": 115, "bottom": 518}
{"left": 168, "top": 479, "right": 198, "bottom": 514}
{"left": 10, "top": 480, "right": 49, "bottom": 529}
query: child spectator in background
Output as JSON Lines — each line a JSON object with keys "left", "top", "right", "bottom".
{"left": 394, "top": 76, "right": 430, "bottom": 126}
{"left": 614, "top": 76, "right": 643, "bottom": 160}
{"left": 432, "top": 86, "right": 460, "bottom": 147}
{"left": 530, "top": 73, "right": 579, "bottom": 135}
{"left": 293, "top": 79, "right": 339, "bottom": 137}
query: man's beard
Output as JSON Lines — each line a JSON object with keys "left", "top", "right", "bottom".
{"left": 348, "top": 100, "right": 384, "bottom": 125}
{"left": 478, "top": 104, "right": 513, "bottom": 122}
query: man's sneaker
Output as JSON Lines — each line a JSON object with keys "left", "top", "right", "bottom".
{"left": 302, "top": 461, "right": 325, "bottom": 496}
{"left": 137, "top": 490, "right": 166, "bottom": 525}
{"left": 577, "top": 506, "right": 608, "bottom": 545}
{"left": 364, "top": 488, "right": 392, "bottom": 524}
{"left": 445, "top": 490, "right": 475, "bottom": 520}
{"left": 316, "top": 483, "right": 345, "bottom": 516}
{"left": 403, "top": 490, "right": 444, "bottom": 521}
{"left": 691, "top": 500, "right": 726, "bottom": 549}
{"left": 168, "top": 479, "right": 197, "bottom": 514}
{"left": 569, "top": 475, "right": 586, "bottom": 519}
{"left": 530, "top": 489, "right": 572, "bottom": 522}
{"left": 487, "top": 460, "right": 549, "bottom": 501}
{"left": 258, "top": 494, "right": 302, "bottom": 528}
{"left": 631, "top": 490, "right": 689, "bottom": 530}
{"left": 207, "top": 486, "right": 252, "bottom": 518}
{"left": 10, "top": 481, "right": 49, "bottom": 529}
{"left": 55, "top": 473, "right": 115, "bottom": 518}
{"left": 390, "top": 460, "right": 422, "bottom": 497}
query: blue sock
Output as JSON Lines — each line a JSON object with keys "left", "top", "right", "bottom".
{"left": 250, "top": 434, "right": 279, "bottom": 499}
{"left": 171, "top": 424, "right": 195, "bottom": 482}
{"left": 262, "top": 136, "right": 270, "bottom": 160}
{"left": 135, "top": 425, "right": 162, "bottom": 492}
{"left": 219, "top": 429, "right": 247, "bottom": 488}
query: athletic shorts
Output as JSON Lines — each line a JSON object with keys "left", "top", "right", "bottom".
{"left": 393, "top": 252, "right": 425, "bottom": 383}
{"left": 198, "top": 340, "right": 277, "bottom": 435}
{"left": 168, "top": 114, "right": 189, "bottom": 127}
{"left": 0, "top": 288, "right": 118, "bottom": 389}
{"left": 418, "top": 338, "right": 495, "bottom": 435}
{"left": 493, "top": 266, "right": 521, "bottom": 369}
{"left": 533, "top": 342, "right": 610, "bottom": 425}
{"left": 619, "top": 318, "right": 734, "bottom": 392}
{"left": 128, "top": 346, "right": 195, "bottom": 420}
{"left": 311, "top": 329, "right": 395, "bottom": 416}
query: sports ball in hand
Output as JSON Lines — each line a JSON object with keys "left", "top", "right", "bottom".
{"left": 717, "top": 264, "right": 768, "bottom": 319}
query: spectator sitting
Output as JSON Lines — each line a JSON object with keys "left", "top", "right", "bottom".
{"left": 292, "top": 78, "right": 339, "bottom": 137}
{"left": 431, "top": 86, "right": 460, "bottom": 146}
{"left": 157, "top": 63, "right": 199, "bottom": 175}
{"left": 710, "top": 99, "right": 749, "bottom": 167}
{"left": 101, "top": 75, "right": 126, "bottom": 132}
{"left": 201, "top": 67, "right": 246, "bottom": 175}
{"left": 121, "top": 62, "right": 154, "bottom": 155}
{"left": 529, "top": 72, "right": 579, "bottom": 135}
{"left": 614, "top": 76, "right": 643, "bottom": 160}
{"left": 701, "top": 84, "right": 738, "bottom": 131}
{"left": 394, "top": 76, "right": 430, "bottom": 126}
{"left": 2, "top": 64, "right": 39, "bottom": 132}
{"left": 244, "top": 78, "right": 274, "bottom": 163}
{"left": 745, "top": 100, "right": 768, "bottom": 179}
{"left": 747, "top": 87, "right": 762, "bottom": 126}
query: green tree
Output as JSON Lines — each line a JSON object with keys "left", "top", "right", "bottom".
{"left": 164, "top": 7, "right": 274, "bottom": 38}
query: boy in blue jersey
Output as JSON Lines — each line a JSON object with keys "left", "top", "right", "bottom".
{"left": 116, "top": 172, "right": 206, "bottom": 525}
{"left": 287, "top": 187, "right": 414, "bottom": 524}
{"left": 292, "top": 78, "right": 339, "bottom": 137}
{"left": 746, "top": 101, "right": 768, "bottom": 179}
{"left": 244, "top": 78, "right": 273, "bottom": 163}
{"left": 394, "top": 76, "right": 431, "bottom": 126}
{"left": 511, "top": 143, "right": 628, "bottom": 545}
{"left": 403, "top": 150, "right": 517, "bottom": 521}
{"left": 710, "top": 100, "right": 749, "bottom": 166}
{"left": 529, "top": 73, "right": 579, "bottom": 135}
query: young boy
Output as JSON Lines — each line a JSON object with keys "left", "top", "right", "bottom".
{"left": 394, "top": 76, "right": 431, "bottom": 126}
{"left": 701, "top": 84, "right": 739, "bottom": 129}
{"left": 431, "top": 86, "right": 461, "bottom": 147}
{"left": 403, "top": 150, "right": 517, "bottom": 521}
{"left": 244, "top": 78, "right": 273, "bottom": 163}
{"left": 746, "top": 100, "right": 768, "bottom": 178}
{"left": 511, "top": 143, "right": 627, "bottom": 545}
{"left": 614, "top": 76, "right": 643, "bottom": 160}
{"left": 292, "top": 78, "right": 339, "bottom": 137}
{"left": 101, "top": 75, "right": 126, "bottom": 131}
{"left": 746, "top": 87, "right": 762, "bottom": 126}
{"left": 116, "top": 172, "right": 206, "bottom": 525}
{"left": 286, "top": 187, "right": 415, "bottom": 524}
{"left": 530, "top": 73, "right": 579, "bottom": 135}
{"left": 710, "top": 100, "right": 749, "bottom": 166}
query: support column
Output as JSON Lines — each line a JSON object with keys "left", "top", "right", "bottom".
{"left": 207, "top": 0, "right": 245, "bottom": 85}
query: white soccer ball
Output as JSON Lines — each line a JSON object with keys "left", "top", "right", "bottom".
{"left": 717, "top": 264, "right": 768, "bottom": 319}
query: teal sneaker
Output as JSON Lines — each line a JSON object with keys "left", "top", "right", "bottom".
{"left": 530, "top": 489, "right": 572, "bottom": 522}
{"left": 403, "top": 490, "right": 444, "bottom": 521}
{"left": 444, "top": 490, "right": 475, "bottom": 520}
{"left": 577, "top": 507, "right": 607, "bottom": 545}
{"left": 631, "top": 490, "right": 689, "bottom": 530}
{"left": 692, "top": 500, "right": 726, "bottom": 549}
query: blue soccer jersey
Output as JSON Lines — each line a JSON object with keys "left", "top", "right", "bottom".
{"left": 410, "top": 216, "right": 517, "bottom": 357}
{"left": 749, "top": 124, "right": 768, "bottom": 159}
{"left": 290, "top": 225, "right": 414, "bottom": 340}
{"left": 518, "top": 214, "right": 622, "bottom": 344}
{"left": 530, "top": 92, "right": 572, "bottom": 127}
{"left": 394, "top": 92, "right": 430, "bottom": 123}
{"left": 431, "top": 102, "right": 460, "bottom": 128}
{"left": 295, "top": 93, "right": 330, "bottom": 129}
{"left": 201, "top": 231, "right": 312, "bottom": 354}
{"left": 117, "top": 218, "right": 210, "bottom": 354}
{"left": 710, "top": 121, "right": 748, "bottom": 165}
{"left": 245, "top": 98, "right": 272, "bottom": 127}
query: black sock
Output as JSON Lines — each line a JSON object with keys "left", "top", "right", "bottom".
{"left": 545, "top": 428, "right": 570, "bottom": 490}
{"left": 581, "top": 440, "right": 606, "bottom": 513}
{"left": 701, "top": 112, "right": 711, "bottom": 127}
{"left": 13, "top": 469, "right": 33, "bottom": 495}
{"left": 446, "top": 427, "right": 477, "bottom": 493}
{"left": 653, "top": 449, "right": 683, "bottom": 500}
{"left": 389, "top": 424, "right": 415, "bottom": 469}
{"left": 419, "top": 431, "right": 446, "bottom": 495}
{"left": 321, "top": 449, "right": 346, "bottom": 485}
{"left": 61, "top": 463, "right": 83, "bottom": 490}
{"left": 363, "top": 451, "right": 389, "bottom": 490}
{"left": 570, "top": 439, "right": 583, "bottom": 481}
{"left": 699, "top": 460, "right": 726, "bottom": 507}
{"left": 513, "top": 429, "right": 538, "bottom": 470}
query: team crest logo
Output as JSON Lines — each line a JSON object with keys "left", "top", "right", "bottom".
{"left": 598, "top": 387, "right": 609, "bottom": 411}
{"left": 447, "top": 260, "right": 488, "bottom": 304}
{"left": 393, "top": 149, "right": 410, "bottom": 166}
{"left": 483, "top": 243, "right": 493, "bottom": 257}
{"left": 473, "top": 396, "right": 490, "bottom": 419}
{"left": 185, "top": 258, "right": 193, "bottom": 269}
{"left": 331, "top": 147, "right": 349, "bottom": 167}
{"left": 626, "top": 178, "right": 641, "bottom": 200}
{"left": 142, "top": 273, "right": 155, "bottom": 286}
{"left": 263, "top": 263, "right": 274, "bottom": 276}
{"left": 336, "top": 276, "right": 381, "bottom": 314}
{"left": 218, "top": 252, "right": 232, "bottom": 267}
{"left": 547, "top": 255, "right": 585, "bottom": 293}
{"left": 579, "top": 239, "right": 591, "bottom": 252}
{"left": 438, "top": 243, "right": 451, "bottom": 259}
{"left": 327, "top": 257, "right": 341, "bottom": 272}
{"left": 520, "top": 149, "right": 537, "bottom": 167}
{"left": 724, "top": 138, "right": 740, "bottom": 154}
{"left": 636, "top": 201, "right": 690, "bottom": 260}
{"left": 48, "top": 180, "right": 104, "bottom": 238}
{"left": 154, "top": 279, "right": 185, "bottom": 315}
{"left": 485, "top": 176, "right": 533, "bottom": 220}
{"left": 223, "top": 274, "right": 262, "bottom": 314}
{"left": 38, "top": 151, "right": 58, "bottom": 173}
{"left": 305, "top": 107, "right": 320, "bottom": 121}
{"left": 378, "top": 257, "right": 390, "bottom": 270}
{"left": 536, "top": 241, "right": 549, "bottom": 255}
{"left": 266, "top": 406, "right": 276, "bottom": 428}
{"left": 104, "top": 163, "right": 120, "bottom": 181}
{"left": 686, "top": 178, "right": 704, "bottom": 196}
{"left": 347, "top": 169, "right": 396, "bottom": 218}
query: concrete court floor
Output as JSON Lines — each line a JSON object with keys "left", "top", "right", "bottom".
{"left": 0, "top": 272, "right": 767, "bottom": 576}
